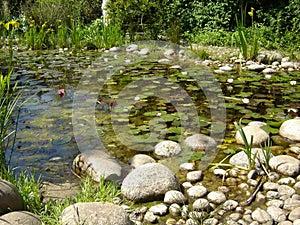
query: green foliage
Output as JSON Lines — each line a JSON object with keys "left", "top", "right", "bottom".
{"left": 234, "top": 119, "right": 254, "bottom": 169}
{"left": 107, "top": 0, "right": 170, "bottom": 41}
{"left": 0, "top": 71, "right": 20, "bottom": 177}
{"left": 22, "top": 0, "right": 103, "bottom": 27}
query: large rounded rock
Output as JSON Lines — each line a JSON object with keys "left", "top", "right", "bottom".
{"left": 72, "top": 150, "right": 130, "bottom": 182}
{"left": 183, "top": 134, "right": 217, "bottom": 151}
{"left": 235, "top": 122, "right": 269, "bottom": 146}
{"left": 154, "top": 140, "right": 181, "bottom": 158}
{"left": 121, "top": 163, "right": 180, "bottom": 203}
{"left": 61, "top": 202, "right": 132, "bottom": 225}
{"left": 128, "top": 154, "right": 156, "bottom": 169}
{"left": 0, "top": 179, "right": 24, "bottom": 215}
{"left": 0, "top": 211, "right": 42, "bottom": 225}
{"left": 269, "top": 155, "right": 300, "bottom": 177}
{"left": 279, "top": 119, "right": 300, "bottom": 141}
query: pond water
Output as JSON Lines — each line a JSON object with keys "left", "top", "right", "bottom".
{"left": 1, "top": 45, "right": 300, "bottom": 183}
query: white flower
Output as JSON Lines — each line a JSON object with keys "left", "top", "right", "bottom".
{"left": 227, "top": 86, "right": 233, "bottom": 91}
{"left": 134, "top": 96, "right": 140, "bottom": 101}
{"left": 265, "top": 74, "right": 272, "bottom": 79}
{"left": 290, "top": 80, "right": 297, "bottom": 85}
{"left": 242, "top": 98, "right": 250, "bottom": 104}
{"left": 181, "top": 71, "right": 188, "bottom": 75}
{"left": 227, "top": 78, "right": 234, "bottom": 83}
{"left": 156, "top": 112, "right": 162, "bottom": 117}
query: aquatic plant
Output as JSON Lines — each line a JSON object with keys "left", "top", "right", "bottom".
{"left": 0, "top": 71, "right": 20, "bottom": 178}
{"left": 234, "top": 119, "right": 254, "bottom": 169}
{"left": 233, "top": 7, "right": 260, "bottom": 60}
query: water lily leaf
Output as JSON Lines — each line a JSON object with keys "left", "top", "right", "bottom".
{"left": 161, "top": 114, "right": 177, "bottom": 122}
{"left": 262, "top": 125, "right": 279, "bottom": 134}
{"left": 143, "top": 111, "right": 159, "bottom": 117}
{"left": 167, "top": 127, "right": 184, "bottom": 134}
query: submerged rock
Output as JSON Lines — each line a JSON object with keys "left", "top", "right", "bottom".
{"left": 154, "top": 140, "right": 181, "bottom": 159}
{"left": 72, "top": 150, "right": 130, "bottom": 183}
{"left": 128, "top": 154, "right": 156, "bottom": 169}
{"left": 279, "top": 118, "right": 300, "bottom": 142}
{"left": 235, "top": 122, "right": 269, "bottom": 146}
{"left": 183, "top": 134, "right": 217, "bottom": 151}
{"left": 121, "top": 163, "right": 180, "bottom": 203}
{"left": 61, "top": 202, "right": 132, "bottom": 225}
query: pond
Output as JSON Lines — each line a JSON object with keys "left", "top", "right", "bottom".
{"left": 1, "top": 42, "right": 299, "bottom": 183}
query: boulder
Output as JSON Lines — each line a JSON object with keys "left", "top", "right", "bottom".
{"left": 235, "top": 122, "right": 269, "bottom": 146}
{"left": 0, "top": 211, "right": 42, "bottom": 225}
{"left": 121, "top": 163, "right": 180, "bottom": 203}
{"left": 72, "top": 150, "right": 130, "bottom": 183}
{"left": 61, "top": 202, "right": 133, "bottom": 225}
{"left": 128, "top": 154, "right": 156, "bottom": 169}
{"left": 269, "top": 155, "right": 300, "bottom": 177}
{"left": 0, "top": 179, "right": 24, "bottom": 215}
{"left": 279, "top": 119, "right": 300, "bottom": 142}
{"left": 154, "top": 140, "right": 181, "bottom": 159}
{"left": 183, "top": 134, "right": 217, "bottom": 151}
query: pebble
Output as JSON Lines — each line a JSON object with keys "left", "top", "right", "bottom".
{"left": 186, "top": 170, "right": 203, "bottom": 183}
{"left": 278, "top": 185, "right": 296, "bottom": 197}
{"left": 144, "top": 211, "right": 158, "bottom": 223}
{"left": 149, "top": 203, "right": 168, "bottom": 216}
{"left": 288, "top": 207, "right": 300, "bottom": 221}
{"left": 192, "top": 198, "right": 210, "bottom": 211}
{"left": 251, "top": 208, "right": 273, "bottom": 224}
{"left": 267, "top": 205, "right": 287, "bottom": 222}
{"left": 180, "top": 163, "right": 195, "bottom": 171}
{"left": 169, "top": 203, "right": 181, "bottom": 216}
{"left": 164, "top": 190, "right": 186, "bottom": 204}
{"left": 207, "top": 191, "right": 227, "bottom": 204}
{"left": 187, "top": 185, "right": 208, "bottom": 199}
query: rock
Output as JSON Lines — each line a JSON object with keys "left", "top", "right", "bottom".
{"left": 72, "top": 150, "right": 130, "bottom": 182}
{"left": 192, "top": 198, "right": 210, "bottom": 211}
{"left": 222, "top": 200, "right": 238, "bottom": 211}
{"left": 128, "top": 154, "right": 156, "bottom": 169}
{"left": 251, "top": 208, "right": 273, "bottom": 224}
{"left": 154, "top": 140, "right": 181, "bottom": 159}
{"left": 121, "top": 163, "right": 180, "bottom": 202}
{"left": 186, "top": 170, "right": 203, "bottom": 183}
{"left": 0, "top": 179, "right": 24, "bottom": 214}
{"left": 263, "top": 181, "right": 280, "bottom": 191}
{"left": 126, "top": 44, "right": 138, "bottom": 52}
{"left": 183, "top": 134, "right": 217, "bottom": 151}
{"left": 139, "top": 48, "right": 149, "bottom": 55}
{"left": 61, "top": 202, "right": 132, "bottom": 225}
{"left": 278, "top": 185, "right": 295, "bottom": 197}
{"left": 279, "top": 119, "right": 300, "bottom": 141}
{"left": 262, "top": 68, "right": 277, "bottom": 74}
{"left": 143, "top": 211, "right": 158, "bottom": 223}
{"left": 247, "top": 64, "right": 266, "bottom": 71}
{"left": 164, "top": 190, "right": 186, "bottom": 204}
{"left": 0, "top": 211, "right": 42, "bottom": 225}
{"left": 281, "top": 61, "right": 294, "bottom": 69}
{"left": 164, "top": 49, "right": 175, "bottom": 58}
{"left": 229, "top": 148, "right": 273, "bottom": 168}
{"left": 213, "top": 168, "right": 227, "bottom": 177}
{"left": 283, "top": 198, "right": 300, "bottom": 210}
{"left": 207, "top": 191, "right": 227, "bottom": 204}
{"left": 269, "top": 155, "right": 300, "bottom": 177}
{"left": 187, "top": 185, "right": 208, "bottom": 199}
{"left": 219, "top": 65, "right": 233, "bottom": 71}
{"left": 179, "top": 163, "right": 195, "bottom": 171}
{"left": 169, "top": 203, "right": 181, "bottom": 216}
{"left": 149, "top": 203, "right": 168, "bottom": 216}
{"left": 288, "top": 206, "right": 300, "bottom": 221}
{"left": 235, "top": 123, "right": 269, "bottom": 146}
{"left": 267, "top": 206, "right": 286, "bottom": 222}
{"left": 266, "top": 199, "right": 284, "bottom": 208}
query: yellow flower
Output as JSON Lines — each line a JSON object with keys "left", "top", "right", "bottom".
{"left": 4, "top": 21, "right": 19, "bottom": 30}
{"left": 248, "top": 7, "right": 255, "bottom": 17}
{"left": 57, "top": 19, "right": 62, "bottom": 23}
{"left": 42, "top": 22, "right": 47, "bottom": 29}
